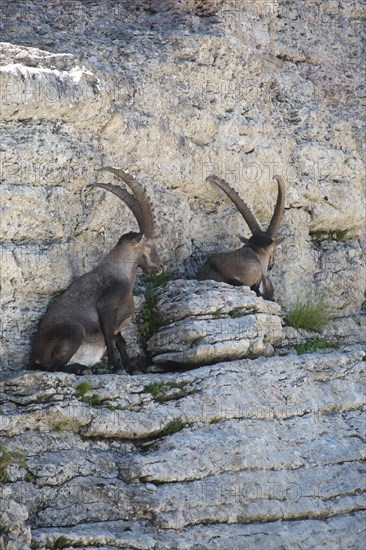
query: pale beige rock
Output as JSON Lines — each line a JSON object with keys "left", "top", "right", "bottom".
{"left": 0, "top": 348, "right": 365, "bottom": 546}
{"left": 0, "top": 496, "right": 31, "bottom": 549}
{"left": 1, "top": 0, "right": 365, "bottom": 373}
{"left": 0, "top": 2, "right": 365, "bottom": 545}
{"left": 146, "top": 280, "right": 283, "bottom": 366}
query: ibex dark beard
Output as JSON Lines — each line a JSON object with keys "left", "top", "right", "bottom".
{"left": 196, "top": 175, "right": 285, "bottom": 300}
{"left": 30, "top": 168, "right": 162, "bottom": 376}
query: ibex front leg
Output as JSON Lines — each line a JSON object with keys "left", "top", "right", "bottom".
{"left": 258, "top": 274, "right": 274, "bottom": 301}
{"left": 97, "top": 305, "right": 120, "bottom": 372}
{"left": 116, "top": 333, "right": 135, "bottom": 375}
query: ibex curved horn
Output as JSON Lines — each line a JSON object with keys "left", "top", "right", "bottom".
{"left": 89, "top": 182, "right": 144, "bottom": 233}
{"left": 266, "top": 175, "right": 285, "bottom": 238}
{"left": 30, "top": 166, "right": 162, "bottom": 376}
{"left": 100, "top": 167, "right": 155, "bottom": 237}
{"left": 197, "top": 174, "right": 286, "bottom": 301}
{"left": 206, "top": 175, "right": 262, "bottom": 234}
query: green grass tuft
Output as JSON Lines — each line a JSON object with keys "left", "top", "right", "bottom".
{"left": 310, "top": 229, "right": 349, "bottom": 242}
{"left": 46, "top": 536, "right": 70, "bottom": 550}
{"left": 140, "top": 289, "right": 160, "bottom": 339}
{"left": 228, "top": 307, "right": 247, "bottom": 318}
{"left": 51, "top": 421, "right": 71, "bottom": 433}
{"left": 80, "top": 394, "right": 104, "bottom": 406}
{"left": 75, "top": 380, "right": 92, "bottom": 397}
{"left": 294, "top": 337, "right": 338, "bottom": 355}
{"left": 209, "top": 417, "right": 221, "bottom": 424}
{"left": 157, "top": 418, "right": 185, "bottom": 437}
{"left": 285, "top": 298, "right": 333, "bottom": 331}
{"left": 143, "top": 380, "right": 189, "bottom": 402}
{"left": 75, "top": 382, "right": 117, "bottom": 408}
{"left": 139, "top": 273, "right": 170, "bottom": 341}
{"left": 0, "top": 445, "right": 27, "bottom": 482}
{"left": 0, "top": 470, "right": 8, "bottom": 483}
{"left": 149, "top": 272, "right": 171, "bottom": 289}
{"left": 211, "top": 308, "right": 224, "bottom": 318}
{"left": 143, "top": 381, "right": 166, "bottom": 397}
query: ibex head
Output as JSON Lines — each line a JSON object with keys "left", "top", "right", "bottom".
{"left": 206, "top": 174, "right": 285, "bottom": 274}
{"left": 134, "top": 234, "right": 162, "bottom": 276}
{"left": 91, "top": 167, "right": 162, "bottom": 276}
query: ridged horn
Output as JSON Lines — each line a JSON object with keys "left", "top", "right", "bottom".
{"left": 206, "top": 175, "right": 262, "bottom": 235}
{"left": 100, "top": 167, "right": 155, "bottom": 237}
{"left": 89, "top": 182, "right": 143, "bottom": 233}
{"left": 266, "top": 175, "right": 285, "bottom": 238}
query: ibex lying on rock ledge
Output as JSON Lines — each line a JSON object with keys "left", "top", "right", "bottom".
{"left": 196, "top": 175, "right": 285, "bottom": 300}
{"left": 30, "top": 167, "right": 162, "bottom": 375}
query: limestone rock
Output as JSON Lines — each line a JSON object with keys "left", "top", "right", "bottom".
{"left": 1, "top": 0, "right": 366, "bottom": 376}
{"left": 0, "top": 496, "right": 31, "bottom": 549}
{"left": 0, "top": 348, "right": 365, "bottom": 547}
{"left": 0, "top": 2, "right": 365, "bottom": 544}
{"left": 147, "top": 280, "right": 283, "bottom": 366}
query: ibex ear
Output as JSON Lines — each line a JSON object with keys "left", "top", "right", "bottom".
{"left": 132, "top": 233, "right": 144, "bottom": 245}
{"left": 274, "top": 236, "right": 285, "bottom": 245}
{"left": 239, "top": 236, "right": 250, "bottom": 244}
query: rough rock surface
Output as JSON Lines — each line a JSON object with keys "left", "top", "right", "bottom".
{"left": 148, "top": 279, "right": 283, "bottom": 366}
{"left": 0, "top": 497, "right": 31, "bottom": 549}
{"left": 1, "top": 2, "right": 365, "bottom": 547}
{"left": 0, "top": 348, "right": 365, "bottom": 548}
{"left": 1, "top": 0, "right": 365, "bottom": 374}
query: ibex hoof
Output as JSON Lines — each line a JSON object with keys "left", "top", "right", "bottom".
{"left": 81, "top": 368, "right": 93, "bottom": 376}
{"left": 114, "top": 367, "right": 127, "bottom": 375}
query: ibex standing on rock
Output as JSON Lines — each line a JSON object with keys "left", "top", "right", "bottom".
{"left": 30, "top": 167, "right": 162, "bottom": 375}
{"left": 196, "top": 175, "right": 285, "bottom": 300}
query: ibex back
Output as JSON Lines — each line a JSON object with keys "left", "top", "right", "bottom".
{"left": 30, "top": 167, "right": 162, "bottom": 375}
{"left": 196, "top": 175, "right": 285, "bottom": 300}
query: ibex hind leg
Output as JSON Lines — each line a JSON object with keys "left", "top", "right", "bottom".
{"left": 30, "top": 323, "right": 83, "bottom": 372}
{"left": 227, "top": 278, "right": 244, "bottom": 286}
{"left": 58, "top": 363, "right": 92, "bottom": 375}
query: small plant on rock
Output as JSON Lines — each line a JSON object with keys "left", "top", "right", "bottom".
{"left": 310, "top": 229, "right": 349, "bottom": 241}
{"left": 45, "top": 536, "right": 70, "bottom": 550}
{"left": 75, "top": 380, "right": 92, "bottom": 398}
{"left": 157, "top": 418, "right": 185, "bottom": 438}
{"left": 143, "top": 380, "right": 191, "bottom": 402}
{"left": 75, "top": 381, "right": 106, "bottom": 407}
{"left": 285, "top": 298, "right": 333, "bottom": 331}
{"left": 294, "top": 337, "right": 338, "bottom": 355}
{"left": 0, "top": 445, "right": 27, "bottom": 482}
{"left": 228, "top": 307, "right": 247, "bottom": 318}
{"left": 80, "top": 393, "right": 104, "bottom": 406}
{"left": 139, "top": 273, "right": 170, "bottom": 340}
{"left": 51, "top": 421, "right": 72, "bottom": 433}
{"left": 143, "top": 381, "right": 166, "bottom": 397}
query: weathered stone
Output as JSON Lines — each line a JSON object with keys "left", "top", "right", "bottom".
{"left": 29, "top": 513, "right": 366, "bottom": 550}
{"left": 283, "top": 315, "right": 366, "bottom": 349}
{"left": 0, "top": 348, "right": 365, "bottom": 547}
{"left": 151, "top": 279, "right": 281, "bottom": 323}
{"left": 147, "top": 280, "right": 283, "bottom": 366}
{"left": 0, "top": 496, "right": 31, "bottom": 549}
{"left": 1, "top": 0, "right": 365, "bottom": 375}
{"left": 0, "top": 1, "right": 365, "bottom": 547}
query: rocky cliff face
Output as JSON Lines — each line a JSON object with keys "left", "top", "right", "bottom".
{"left": 1, "top": 0, "right": 365, "bottom": 373}
{"left": 1, "top": 349, "right": 365, "bottom": 548}
{"left": 0, "top": 2, "right": 365, "bottom": 548}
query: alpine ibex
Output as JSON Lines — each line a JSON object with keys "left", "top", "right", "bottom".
{"left": 30, "top": 167, "right": 162, "bottom": 375}
{"left": 196, "top": 175, "right": 285, "bottom": 300}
